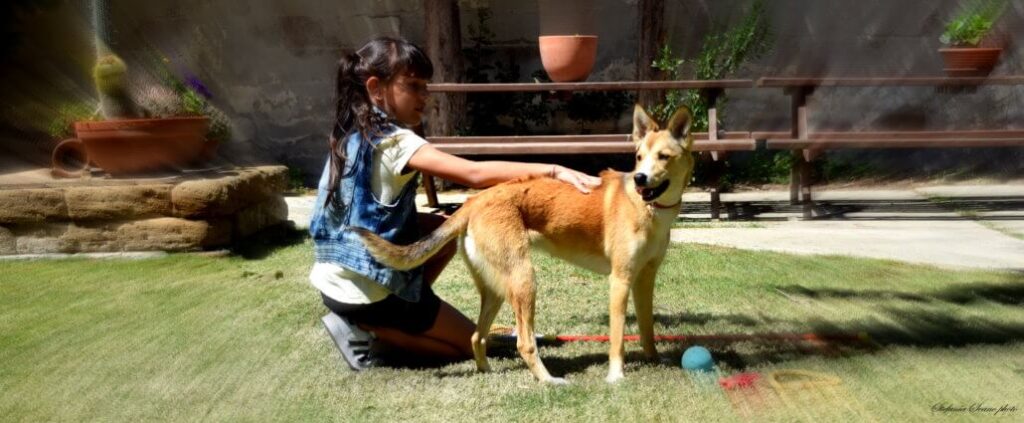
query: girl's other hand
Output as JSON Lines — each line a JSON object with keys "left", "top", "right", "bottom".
{"left": 550, "top": 165, "right": 601, "bottom": 194}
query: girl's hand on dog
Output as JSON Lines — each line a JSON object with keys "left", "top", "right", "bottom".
{"left": 550, "top": 165, "right": 602, "bottom": 194}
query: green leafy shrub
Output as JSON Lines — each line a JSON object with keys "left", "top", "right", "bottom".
{"left": 47, "top": 103, "right": 98, "bottom": 139}
{"left": 940, "top": 0, "right": 1006, "bottom": 47}
{"left": 651, "top": 0, "right": 777, "bottom": 187}
{"left": 650, "top": 0, "right": 772, "bottom": 130}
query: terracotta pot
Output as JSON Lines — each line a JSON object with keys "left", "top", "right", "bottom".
{"left": 51, "top": 138, "right": 90, "bottom": 178}
{"left": 539, "top": 35, "right": 598, "bottom": 82}
{"left": 74, "top": 117, "right": 211, "bottom": 174}
{"left": 939, "top": 47, "right": 1002, "bottom": 77}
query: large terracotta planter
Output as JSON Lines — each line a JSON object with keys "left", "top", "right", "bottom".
{"left": 539, "top": 35, "right": 598, "bottom": 82}
{"left": 72, "top": 117, "right": 213, "bottom": 174}
{"left": 939, "top": 47, "right": 1002, "bottom": 77}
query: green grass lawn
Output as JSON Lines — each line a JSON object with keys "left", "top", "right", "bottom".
{"left": 2, "top": 232, "right": 1023, "bottom": 422}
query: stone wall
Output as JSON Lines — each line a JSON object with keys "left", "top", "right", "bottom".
{"left": 1, "top": 1, "right": 1022, "bottom": 181}
{"left": 0, "top": 166, "right": 288, "bottom": 254}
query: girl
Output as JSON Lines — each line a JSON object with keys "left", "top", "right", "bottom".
{"left": 310, "top": 37, "right": 601, "bottom": 371}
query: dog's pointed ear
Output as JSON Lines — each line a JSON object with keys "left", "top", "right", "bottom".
{"left": 666, "top": 106, "right": 694, "bottom": 149}
{"left": 632, "top": 104, "right": 658, "bottom": 143}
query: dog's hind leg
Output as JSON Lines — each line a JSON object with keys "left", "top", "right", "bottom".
{"left": 464, "top": 252, "right": 503, "bottom": 373}
{"left": 507, "top": 265, "right": 566, "bottom": 384}
{"left": 470, "top": 214, "right": 564, "bottom": 384}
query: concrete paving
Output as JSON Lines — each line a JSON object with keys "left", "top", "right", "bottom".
{"left": 670, "top": 220, "right": 1024, "bottom": 271}
{"left": 285, "top": 184, "right": 1024, "bottom": 271}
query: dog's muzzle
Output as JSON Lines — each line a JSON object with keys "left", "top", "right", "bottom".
{"left": 634, "top": 174, "right": 670, "bottom": 202}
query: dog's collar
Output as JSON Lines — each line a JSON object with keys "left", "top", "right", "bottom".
{"left": 649, "top": 199, "right": 681, "bottom": 209}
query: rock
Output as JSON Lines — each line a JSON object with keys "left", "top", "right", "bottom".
{"left": 234, "top": 196, "right": 289, "bottom": 238}
{"left": 8, "top": 218, "right": 232, "bottom": 254}
{"left": 172, "top": 166, "right": 288, "bottom": 217}
{"left": 0, "top": 226, "right": 16, "bottom": 255}
{"left": 117, "top": 218, "right": 232, "bottom": 251}
{"left": 64, "top": 184, "right": 172, "bottom": 221}
{"left": 12, "top": 223, "right": 74, "bottom": 254}
{"left": 0, "top": 189, "right": 67, "bottom": 224}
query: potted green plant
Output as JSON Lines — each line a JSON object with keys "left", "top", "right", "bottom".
{"left": 938, "top": 0, "right": 1007, "bottom": 76}
{"left": 51, "top": 0, "right": 228, "bottom": 177}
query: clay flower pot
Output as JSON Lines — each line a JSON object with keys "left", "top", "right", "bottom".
{"left": 539, "top": 35, "right": 598, "bottom": 82}
{"left": 939, "top": 47, "right": 1002, "bottom": 77}
{"left": 51, "top": 138, "right": 90, "bottom": 178}
{"left": 73, "top": 116, "right": 212, "bottom": 174}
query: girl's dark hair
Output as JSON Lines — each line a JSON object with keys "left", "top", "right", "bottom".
{"left": 325, "top": 36, "right": 433, "bottom": 207}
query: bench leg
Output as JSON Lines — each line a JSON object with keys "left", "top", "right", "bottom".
{"left": 800, "top": 155, "right": 814, "bottom": 219}
{"left": 789, "top": 151, "right": 802, "bottom": 205}
{"left": 423, "top": 175, "right": 440, "bottom": 208}
{"left": 709, "top": 158, "right": 724, "bottom": 220}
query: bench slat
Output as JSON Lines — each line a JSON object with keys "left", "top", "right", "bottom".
{"left": 753, "top": 130, "right": 1024, "bottom": 141}
{"left": 428, "top": 80, "right": 755, "bottom": 93}
{"left": 809, "top": 130, "right": 1024, "bottom": 140}
{"left": 435, "top": 139, "right": 757, "bottom": 155}
{"left": 758, "top": 76, "right": 1024, "bottom": 87}
{"left": 766, "top": 138, "right": 1024, "bottom": 149}
{"left": 427, "top": 132, "right": 752, "bottom": 144}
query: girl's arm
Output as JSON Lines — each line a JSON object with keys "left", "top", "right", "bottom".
{"left": 406, "top": 144, "right": 602, "bottom": 193}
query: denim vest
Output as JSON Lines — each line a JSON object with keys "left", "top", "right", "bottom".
{"left": 309, "top": 127, "right": 424, "bottom": 302}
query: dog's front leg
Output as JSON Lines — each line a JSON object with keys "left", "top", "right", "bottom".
{"left": 606, "top": 271, "right": 632, "bottom": 383}
{"left": 633, "top": 262, "right": 661, "bottom": 362}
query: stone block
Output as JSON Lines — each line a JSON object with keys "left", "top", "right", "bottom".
{"left": 117, "top": 218, "right": 232, "bottom": 251}
{"left": 3, "top": 218, "right": 233, "bottom": 255}
{"left": 0, "top": 188, "right": 67, "bottom": 224}
{"left": 64, "top": 222, "right": 123, "bottom": 252}
{"left": 0, "top": 226, "right": 16, "bottom": 255}
{"left": 65, "top": 184, "right": 173, "bottom": 221}
{"left": 12, "top": 223, "right": 74, "bottom": 254}
{"left": 235, "top": 196, "right": 288, "bottom": 238}
{"left": 172, "top": 166, "right": 288, "bottom": 217}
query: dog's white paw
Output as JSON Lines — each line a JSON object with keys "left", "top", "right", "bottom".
{"left": 544, "top": 377, "right": 569, "bottom": 385}
{"left": 605, "top": 372, "right": 625, "bottom": 384}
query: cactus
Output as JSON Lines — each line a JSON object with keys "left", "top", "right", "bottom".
{"left": 93, "top": 54, "right": 146, "bottom": 119}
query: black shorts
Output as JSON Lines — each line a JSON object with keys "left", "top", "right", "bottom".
{"left": 321, "top": 286, "right": 441, "bottom": 335}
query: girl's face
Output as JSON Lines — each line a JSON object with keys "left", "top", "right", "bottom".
{"left": 368, "top": 72, "right": 429, "bottom": 127}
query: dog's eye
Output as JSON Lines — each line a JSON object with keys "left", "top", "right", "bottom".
{"left": 658, "top": 153, "right": 670, "bottom": 161}
{"left": 636, "top": 154, "right": 642, "bottom": 161}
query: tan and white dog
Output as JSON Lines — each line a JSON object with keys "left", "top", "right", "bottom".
{"left": 356, "top": 104, "right": 696, "bottom": 384}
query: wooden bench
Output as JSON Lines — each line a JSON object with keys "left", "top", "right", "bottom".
{"left": 755, "top": 76, "right": 1024, "bottom": 218}
{"left": 423, "top": 80, "right": 757, "bottom": 218}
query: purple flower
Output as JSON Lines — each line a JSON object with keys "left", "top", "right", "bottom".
{"left": 184, "top": 74, "right": 213, "bottom": 99}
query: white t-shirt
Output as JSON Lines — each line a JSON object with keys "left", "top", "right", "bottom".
{"left": 310, "top": 128, "right": 429, "bottom": 304}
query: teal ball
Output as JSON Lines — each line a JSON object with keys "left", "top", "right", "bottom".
{"left": 681, "top": 346, "right": 714, "bottom": 372}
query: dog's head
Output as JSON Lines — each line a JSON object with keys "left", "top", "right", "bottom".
{"left": 630, "top": 104, "right": 695, "bottom": 203}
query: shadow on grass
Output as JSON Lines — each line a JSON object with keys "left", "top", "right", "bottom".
{"left": 777, "top": 280, "right": 1024, "bottom": 307}
{"left": 387, "top": 297, "right": 1024, "bottom": 377}
{"left": 557, "top": 279, "right": 1024, "bottom": 373}
{"left": 229, "top": 223, "right": 308, "bottom": 260}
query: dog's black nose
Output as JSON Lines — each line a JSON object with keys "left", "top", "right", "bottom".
{"left": 633, "top": 173, "right": 648, "bottom": 187}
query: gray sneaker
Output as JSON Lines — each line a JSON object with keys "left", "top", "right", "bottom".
{"left": 321, "top": 312, "right": 382, "bottom": 371}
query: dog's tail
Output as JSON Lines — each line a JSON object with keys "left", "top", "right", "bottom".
{"left": 353, "top": 208, "right": 471, "bottom": 271}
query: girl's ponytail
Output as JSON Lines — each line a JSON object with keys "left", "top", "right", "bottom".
{"left": 323, "top": 37, "right": 434, "bottom": 209}
{"left": 325, "top": 52, "right": 366, "bottom": 207}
